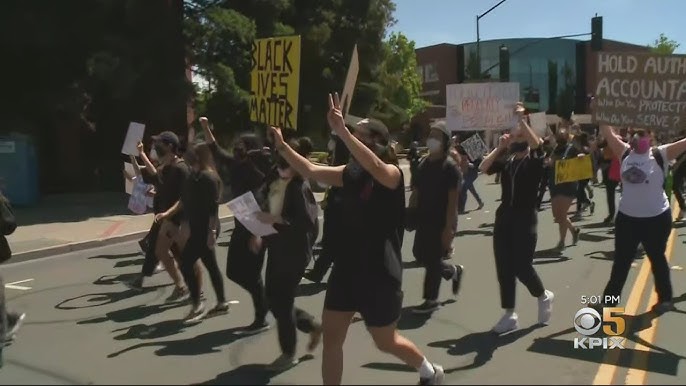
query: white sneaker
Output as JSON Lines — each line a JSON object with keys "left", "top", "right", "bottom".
{"left": 492, "top": 312, "right": 519, "bottom": 334}
{"left": 538, "top": 290, "right": 554, "bottom": 325}
{"left": 419, "top": 363, "right": 445, "bottom": 385}
{"left": 183, "top": 302, "right": 206, "bottom": 325}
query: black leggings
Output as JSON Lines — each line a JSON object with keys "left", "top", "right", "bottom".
{"left": 603, "top": 210, "right": 673, "bottom": 305}
{"left": 265, "top": 251, "right": 317, "bottom": 356}
{"left": 673, "top": 171, "right": 686, "bottom": 211}
{"left": 493, "top": 208, "right": 545, "bottom": 309}
{"left": 226, "top": 225, "right": 268, "bottom": 323}
{"left": 180, "top": 238, "right": 225, "bottom": 305}
{"left": 141, "top": 222, "right": 160, "bottom": 277}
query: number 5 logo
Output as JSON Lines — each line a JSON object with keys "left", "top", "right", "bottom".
{"left": 602, "top": 307, "right": 625, "bottom": 336}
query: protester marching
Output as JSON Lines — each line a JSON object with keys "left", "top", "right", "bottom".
{"left": 4, "top": 3, "right": 686, "bottom": 385}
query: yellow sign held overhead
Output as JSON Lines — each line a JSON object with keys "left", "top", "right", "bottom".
{"left": 555, "top": 155, "right": 594, "bottom": 184}
{"left": 249, "top": 35, "right": 301, "bottom": 130}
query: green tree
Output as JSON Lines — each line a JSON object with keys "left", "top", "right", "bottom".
{"left": 369, "top": 32, "right": 426, "bottom": 130}
{"left": 649, "top": 33, "right": 680, "bottom": 55}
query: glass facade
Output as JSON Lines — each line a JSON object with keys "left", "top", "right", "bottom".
{"left": 463, "top": 38, "right": 579, "bottom": 114}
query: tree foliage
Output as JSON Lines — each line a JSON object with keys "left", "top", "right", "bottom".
{"left": 649, "top": 33, "right": 680, "bottom": 55}
{"left": 368, "top": 32, "right": 426, "bottom": 130}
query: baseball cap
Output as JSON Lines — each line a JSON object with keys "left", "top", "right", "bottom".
{"left": 353, "top": 118, "right": 390, "bottom": 144}
{"left": 430, "top": 120, "right": 450, "bottom": 138}
{"left": 152, "top": 131, "right": 180, "bottom": 148}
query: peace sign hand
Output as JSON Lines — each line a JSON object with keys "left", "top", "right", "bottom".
{"left": 327, "top": 93, "right": 346, "bottom": 135}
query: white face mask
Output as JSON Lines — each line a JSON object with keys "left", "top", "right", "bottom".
{"left": 150, "top": 148, "right": 158, "bottom": 160}
{"left": 328, "top": 139, "right": 336, "bottom": 151}
{"left": 426, "top": 138, "right": 442, "bottom": 153}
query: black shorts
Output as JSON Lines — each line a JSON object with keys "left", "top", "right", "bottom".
{"left": 324, "top": 267, "right": 403, "bottom": 328}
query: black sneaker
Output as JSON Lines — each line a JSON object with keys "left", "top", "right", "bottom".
{"left": 235, "top": 320, "right": 271, "bottom": 336}
{"left": 412, "top": 300, "right": 439, "bottom": 315}
{"left": 303, "top": 270, "right": 324, "bottom": 283}
{"left": 207, "top": 302, "right": 230, "bottom": 317}
{"left": 419, "top": 364, "right": 445, "bottom": 385}
{"left": 452, "top": 265, "right": 464, "bottom": 296}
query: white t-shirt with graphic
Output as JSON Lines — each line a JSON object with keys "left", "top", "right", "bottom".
{"left": 618, "top": 144, "right": 670, "bottom": 218}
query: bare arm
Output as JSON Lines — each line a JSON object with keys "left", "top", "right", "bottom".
{"left": 328, "top": 93, "right": 401, "bottom": 190}
{"left": 274, "top": 136, "right": 345, "bottom": 187}
{"left": 664, "top": 137, "right": 686, "bottom": 161}
{"left": 600, "top": 125, "right": 629, "bottom": 158}
{"left": 136, "top": 142, "right": 157, "bottom": 176}
{"left": 129, "top": 155, "right": 142, "bottom": 177}
{"left": 479, "top": 136, "right": 508, "bottom": 174}
{"left": 519, "top": 117, "right": 543, "bottom": 149}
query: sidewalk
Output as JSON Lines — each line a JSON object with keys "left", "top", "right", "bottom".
{"left": 7, "top": 162, "right": 411, "bottom": 261}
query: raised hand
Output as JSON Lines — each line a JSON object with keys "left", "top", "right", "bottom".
{"left": 136, "top": 141, "right": 144, "bottom": 154}
{"left": 269, "top": 126, "right": 285, "bottom": 147}
{"left": 327, "top": 93, "right": 346, "bottom": 135}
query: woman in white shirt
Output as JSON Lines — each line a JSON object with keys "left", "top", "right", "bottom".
{"left": 599, "top": 126, "right": 686, "bottom": 312}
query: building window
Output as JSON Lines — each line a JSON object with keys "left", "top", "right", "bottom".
{"left": 424, "top": 63, "right": 439, "bottom": 82}
{"left": 416, "top": 65, "right": 424, "bottom": 80}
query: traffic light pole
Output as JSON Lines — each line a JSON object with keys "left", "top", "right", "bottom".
{"left": 476, "top": 0, "right": 509, "bottom": 77}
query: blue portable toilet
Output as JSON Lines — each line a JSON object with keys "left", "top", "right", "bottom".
{"left": 0, "top": 134, "right": 39, "bottom": 206}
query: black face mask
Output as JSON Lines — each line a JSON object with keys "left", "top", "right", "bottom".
{"left": 154, "top": 145, "right": 168, "bottom": 157}
{"left": 509, "top": 141, "right": 529, "bottom": 153}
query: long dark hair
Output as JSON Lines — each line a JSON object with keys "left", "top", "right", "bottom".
{"left": 189, "top": 143, "right": 223, "bottom": 201}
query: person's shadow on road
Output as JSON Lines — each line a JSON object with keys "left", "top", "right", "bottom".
{"left": 427, "top": 325, "right": 542, "bottom": 372}
{"left": 88, "top": 252, "right": 141, "bottom": 261}
{"left": 107, "top": 325, "right": 260, "bottom": 358}
{"left": 55, "top": 286, "right": 167, "bottom": 311}
{"left": 196, "top": 355, "right": 314, "bottom": 385}
{"left": 77, "top": 301, "right": 186, "bottom": 326}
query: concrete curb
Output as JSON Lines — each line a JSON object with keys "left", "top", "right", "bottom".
{"left": 10, "top": 214, "right": 237, "bottom": 263}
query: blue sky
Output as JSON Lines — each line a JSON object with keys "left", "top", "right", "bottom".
{"left": 390, "top": 0, "right": 686, "bottom": 53}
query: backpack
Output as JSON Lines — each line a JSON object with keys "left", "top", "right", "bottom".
{"left": 0, "top": 193, "right": 17, "bottom": 236}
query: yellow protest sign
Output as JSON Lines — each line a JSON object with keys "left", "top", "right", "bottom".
{"left": 555, "top": 155, "right": 594, "bottom": 184}
{"left": 249, "top": 35, "right": 301, "bottom": 130}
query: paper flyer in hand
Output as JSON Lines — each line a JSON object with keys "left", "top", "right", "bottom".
{"left": 227, "top": 192, "right": 277, "bottom": 237}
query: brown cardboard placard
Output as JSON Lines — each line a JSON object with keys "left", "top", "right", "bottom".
{"left": 594, "top": 52, "right": 686, "bottom": 130}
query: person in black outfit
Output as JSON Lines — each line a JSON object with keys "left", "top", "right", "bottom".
{"left": 409, "top": 121, "right": 463, "bottom": 314}
{"left": 157, "top": 143, "right": 228, "bottom": 323}
{"left": 479, "top": 103, "right": 554, "bottom": 335}
{"left": 672, "top": 151, "right": 686, "bottom": 221}
{"left": 304, "top": 133, "right": 350, "bottom": 283}
{"left": 548, "top": 128, "right": 582, "bottom": 251}
{"left": 270, "top": 93, "right": 444, "bottom": 385}
{"left": 253, "top": 141, "right": 323, "bottom": 371}
{"left": 199, "top": 118, "right": 271, "bottom": 335}
{"left": 128, "top": 131, "right": 190, "bottom": 302}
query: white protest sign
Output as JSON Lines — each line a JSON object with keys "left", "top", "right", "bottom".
{"left": 528, "top": 112, "right": 548, "bottom": 136}
{"left": 340, "top": 45, "right": 359, "bottom": 118}
{"left": 121, "top": 122, "right": 145, "bottom": 156}
{"left": 446, "top": 83, "right": 520, "bottom": 131}
{"left": 124, "top": 162, "right": 135, "bottom": 194}
{"left": 460, "top": 134, "right": 489, "bottom": 161}
{"left": 227, "top": 192, "right": 277, "bottom": 237}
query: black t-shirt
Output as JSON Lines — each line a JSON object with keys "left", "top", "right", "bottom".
{"left": 145, "top": 159, "right": 190, "bottom": 216}
{"left": 209, "top": 142, "right": 267, "bottom": 199}
{"left": 339, "top": 160, "right": 405, "bottom": 284}
{"left": 487, "top": 148, "right": 545, "bottom": 212}
{"left": 415, "top": 156, "right": 461, "bottom": 230}
{"left": 552, "top": 143, "right": 579, "bottom": 160}
{"left": 181, "top": 170, "right": 220, "bottom": 239}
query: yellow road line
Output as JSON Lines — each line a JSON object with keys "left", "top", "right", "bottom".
{"left": 593, "top": 203, "right": 679, "bottom": 385}
{"left": 625, "top": 205, "right": 679, "bottom": 385}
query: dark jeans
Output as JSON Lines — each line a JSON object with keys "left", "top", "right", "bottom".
{"left": 416, "top": 252, "right": 455, "bottom": 301}
{"left": 458, "top": 170, "right": 482, "bottom": 212}
{"left": 537, "top": 167, "right": 551, "bottom": 208}
{"left": 226, "top": 225, "right": 268, "bottom": 323}
{"left": 266, "top": 250, "right": 317, "bottom": 357}
{"left": 673, "top": 171, "right": 686, "bottom": 211}
{"left": 141, "top": 222, "right": 161, "bottom": 277}
{"left": 603, "top": 210, "right": 673, "bottom": 305}
{"left": 493, "top": 208, "right": 545, "bottom": 309}
{"left": 602, "top": 168, "right": 619, "bottom": 219}
{"left": 577, "top": 179, "right": 591, "bottom": 211}
{"left": 180, "top": 237, "right": 225, "bottom": 305}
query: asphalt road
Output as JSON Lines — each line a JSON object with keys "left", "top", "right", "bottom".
{"left": 2, "top": 178, "right": 686, "bottom": 385}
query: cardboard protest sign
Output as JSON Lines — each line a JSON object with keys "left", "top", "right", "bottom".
{"left": 121, "top": 122, "right": 145, "bottom": 156}
{"left": 249, "top": 35, "right": 302, "bottom": 130}
{"left": 340, "top": 45, "right": 359, "bottom": 118}
{"left": 555, "top": 155, "right": 594, "bottom": 184}
{"left": 528, "top": 112, "right": 548, "bottom": 136}
{"left": 594, "top": 52, "right": 686, "bottom": 130}
{"left": 460, "top": 134, "right": 489, "bottom": 161}
{"left": 446, "top": 82, "right": 520, "bottom": 131}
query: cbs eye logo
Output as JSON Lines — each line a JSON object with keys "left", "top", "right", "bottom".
{"left": 574, "top": 307, "right": 625, "bottom": 336}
